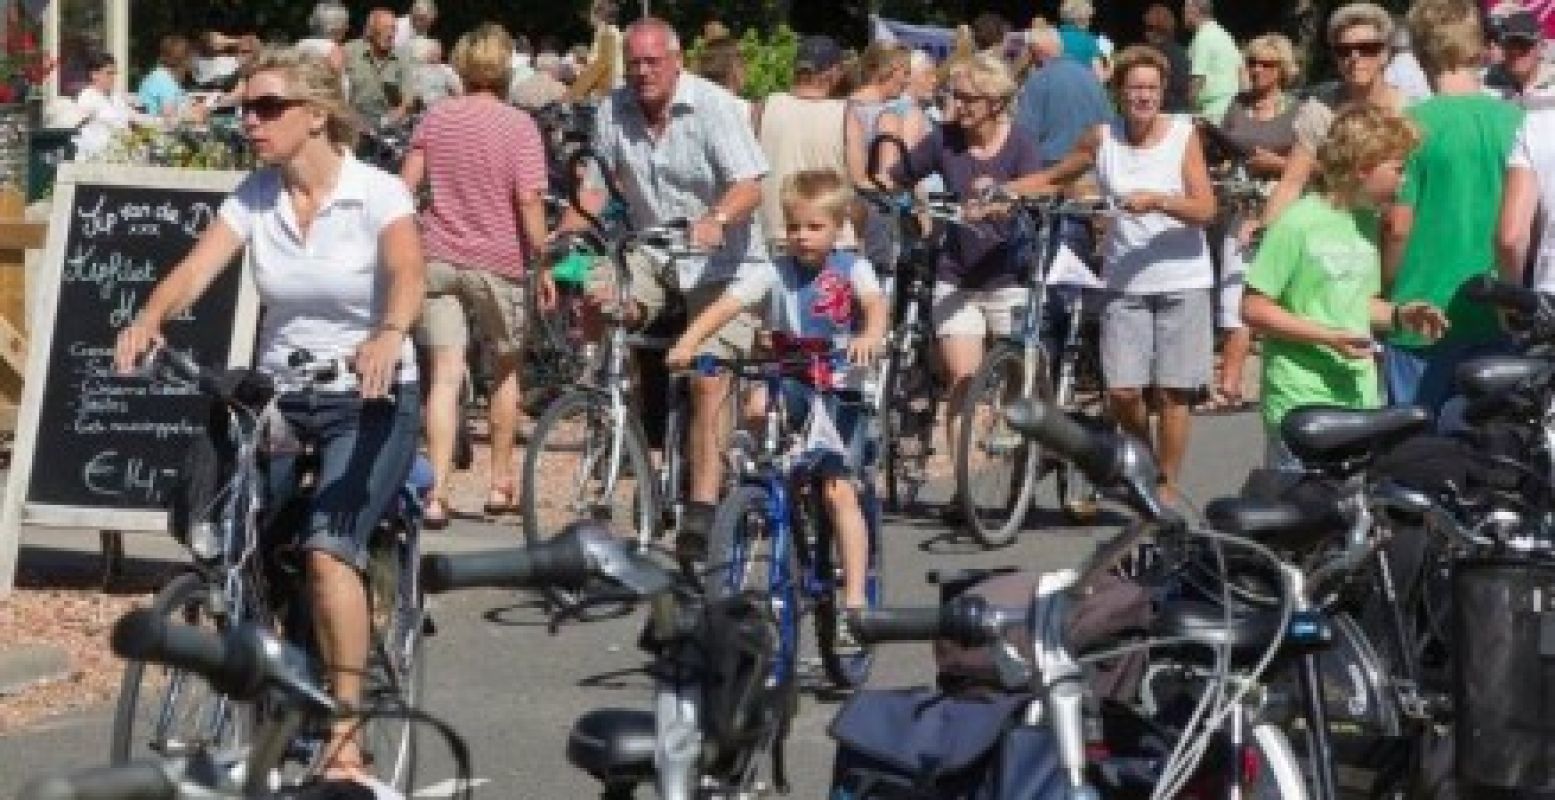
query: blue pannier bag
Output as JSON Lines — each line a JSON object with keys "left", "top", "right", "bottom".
{"left": 827, "top": 686, "right": 1067, "bottom": 799}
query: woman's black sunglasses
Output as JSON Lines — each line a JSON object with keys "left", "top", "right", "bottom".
{"left": 1333, "top": 40, "right": 1386, "bottom": 59}
{"left": 241, "top": 94, "right": 305, "bottom": 122}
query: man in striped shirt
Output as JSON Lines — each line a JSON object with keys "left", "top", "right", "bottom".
{"left": 562, "top": 17, "right": 769, "bottom": 564}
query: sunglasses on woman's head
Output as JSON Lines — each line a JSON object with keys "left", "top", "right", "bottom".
{"left": 241, "top": 94, "right": 305, "bottom": 121}
{"left": 1333, "top": 40, "right": 1386, "bottom": 59}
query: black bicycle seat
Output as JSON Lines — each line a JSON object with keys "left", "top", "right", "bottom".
{"left": 1455, "top": 355, "right": 1554, "bottom": 401}
{"left": 1151, "top": 600, "right": 1287, "bottom": 670}
{"left": 566, "top": 707, "right": 658, "bottom": 788}
{"left": 1279, "top": 405, "right": 1431, "bottom": 464}
{"left": 1205, "top": 497, "right": 1347, "bottom": 552}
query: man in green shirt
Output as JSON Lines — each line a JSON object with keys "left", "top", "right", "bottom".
{"left": 1244, "top": 104, "right": 1444, "bottom": 468}
{"left": 1382, "top": 0, "right": 1522, "bottom": 411}
{"left": 1184, "top": 0, "right": 1242, "bottom": 120}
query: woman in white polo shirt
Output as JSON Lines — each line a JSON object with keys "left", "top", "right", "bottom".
{"left": 114, "top": 48, "right": 425, "bottom": 783}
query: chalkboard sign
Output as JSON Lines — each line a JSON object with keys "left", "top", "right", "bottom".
{"left": 0, "top": 164, "right": 257, "bottom": 593}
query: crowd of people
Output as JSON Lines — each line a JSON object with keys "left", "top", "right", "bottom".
{"left": 96, "top": 0, "right": 1555, "bottom": 783}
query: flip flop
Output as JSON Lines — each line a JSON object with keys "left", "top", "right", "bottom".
{"left": 423, "top": 497, "right": 451, "bottom": 530}
{"left": 483, "top": 484, "right": 520, "bottom": 515}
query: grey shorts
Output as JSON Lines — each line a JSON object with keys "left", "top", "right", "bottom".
{"left": 627, "top": 249, "right": 757, "bottom": 358}
{"left": 418, "top": 261, "right": 527, "bottom": 358}
{"left": 1099, "top": 289, "right": 1213, "bottom": 390}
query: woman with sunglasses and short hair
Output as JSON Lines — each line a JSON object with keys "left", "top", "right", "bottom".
{"left": 114, "top": 47, "right": 425, "bottom": 786}
{"left": 1251, "top": 3, "right": 1403, "bottom": 241}
{"left": 1199, "top": 34, "right": 1300, "bottom": 414}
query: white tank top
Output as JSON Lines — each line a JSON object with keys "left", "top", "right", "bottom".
{"left": 1096, "top": 115, "right": 1213, "bottom": 294}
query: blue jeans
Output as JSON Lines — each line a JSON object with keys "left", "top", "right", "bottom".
{"left": 264, "top": 384, "right": 423, "bottom": 571}
{"left": 1383, "top": 337, "right": 1511, "bottom": 416}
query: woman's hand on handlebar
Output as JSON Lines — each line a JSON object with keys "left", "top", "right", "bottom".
{"left": 114, "top": 321, "right": 165, "bottom": 375}
{"left": 353, "top": 329, "right": 403, "bottom": 400}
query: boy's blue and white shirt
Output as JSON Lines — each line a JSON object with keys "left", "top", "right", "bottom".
{"left": 727, "top": 250, "right": 883, "bottom": 337}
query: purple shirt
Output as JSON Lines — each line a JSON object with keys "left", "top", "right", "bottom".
{"left": 894, "top": 125, "right": 1044, "bottom": 289}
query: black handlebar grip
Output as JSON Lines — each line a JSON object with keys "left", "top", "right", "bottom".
{"left": 1004, "top": 401, "right": 1117, "bottom": 486}
{"left": 850, "top": 596, "right": 995, "bottom": 646}
{"left": 420, "top": 535, "right": 591, "bottom": 594}
{"left": 20, "top": 763, "right": 175, "bottom": 800}
{"left": 1464, "top": 274, "right": 1540, "bottom": 315}
{"left": 111, "top": 610, "right": 263, "bottom": 700}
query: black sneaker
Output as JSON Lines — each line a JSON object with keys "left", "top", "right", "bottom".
{"left": 676, "top": 501, "right": 715, "bottom": 573}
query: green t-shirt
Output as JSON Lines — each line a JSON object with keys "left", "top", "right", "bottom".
{"left": 1188, "top": 20, "right": 1241, "bottom": 120}
{"left": 1247, "top": 195, "right": 1382, "bottom": 429}
{"left": 1391, "top": 93, "right": 1523, "bottom": 347}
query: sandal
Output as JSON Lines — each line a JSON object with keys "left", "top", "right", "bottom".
{"left": 484, "top": 482, "right": 520, "bottom": 515}
{"left": 1193, "top": 387, "right": 1245, "bottom": 415}
{"left": 424, "top": 496, "right": 451, "bottom": 531}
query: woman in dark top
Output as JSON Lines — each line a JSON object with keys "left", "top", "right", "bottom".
{"left": 885, "top": 53, "right": 1045, "bottom": 504}
{"left": 1205, "top": 33, "right": 1299, "bottom": 412}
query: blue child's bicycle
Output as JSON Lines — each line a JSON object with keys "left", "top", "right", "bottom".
{"left": 698, "top": 334, "right": 886, "bottom": 690}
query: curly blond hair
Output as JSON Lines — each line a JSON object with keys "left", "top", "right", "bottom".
{"left": 1318, "top": 104, "right": 1420, "bottom": 204}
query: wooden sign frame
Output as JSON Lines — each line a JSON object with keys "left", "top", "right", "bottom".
{"left": 0, "top": 164, "right": 258, "bottom": 596}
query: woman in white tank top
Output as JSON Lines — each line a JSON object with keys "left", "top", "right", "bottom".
{"left": 1024, "top": 45, "right": 1217, "bottom": 498}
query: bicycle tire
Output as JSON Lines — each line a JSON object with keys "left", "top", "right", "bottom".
{"left": 1245, "top": 723, "right": 1311, "bottom": 800}
{"left": 879, "top": 327, "right": 936, "bottom": 513}
{"left": 520, "top": 389, "right": 659, "bottom": 609}
{"left": 954, "top": 342, "right": 1047, "bottom": 548}
{"left": 357, "top": 526, "right": 426, "bottom": 793}
{"left": 110, "top": 571, "right": 254, "bottom": 767}
{"left": 811, "top": 482, "right": 883, "bottom": 690}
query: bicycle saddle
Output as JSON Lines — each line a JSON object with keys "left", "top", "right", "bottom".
{"left": 566, "top": 708, "right": 658, "bottom": 788}
{"left": 1151, "top": 600, "right": 1288, "bottom": 670}
{"left": 1455, "top": 355, "right": 1554, "bottom": 401}
{"left": 1279, "top": 405, "right": 1431, "bottom": 464}
{"left": 1204, "top": 497, "right": 1348, "bottom": 553}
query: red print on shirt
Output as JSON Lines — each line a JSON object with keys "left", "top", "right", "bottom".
{"left": 810, "top": 270, "right": 854, "bottom": 327}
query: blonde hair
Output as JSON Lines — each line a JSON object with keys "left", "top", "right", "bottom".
{"left": 1406, "top": 0, "right": 1483, "bottom": 75}
{"left": 1328, "top": 3, "right": 1394, "bottom": 44}
{"left": 1244, "top": 34, "right": 1300, "bottom": 88}
{"left": 451, "top": 22, "right": 514, "bottom": 94}
{"left": 1109, "top": 44, "right": 1171, "bottom": 95}
{"left": 1060, "top": 0, "right": 1094, "bottom": 25}
{"left": 248, "top": 47, "right": 357, "bottom": 147}
{"left": 781, "top": 169, "right": 854, "bottom": 223}
{"left": 956, "top": 52, "right": 1018, "bottom": 103}
{"left": 1318, "top": 104, "right": 1420, "bottom": 203}
{"left": 858, "top": 42, "right": 909, "bottom": 84}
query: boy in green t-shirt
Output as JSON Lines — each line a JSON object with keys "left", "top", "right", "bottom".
{"left": 1244, "top": 105, "right": 1447, "bottom": 468}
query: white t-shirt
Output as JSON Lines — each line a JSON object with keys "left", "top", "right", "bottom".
{"left": 1096, "top": 115, "right": 1213, "bottom": 294}
{"left": 218, "top": 154, "right": 418, "bottom": 385}
{"left": 1509, "top": 108, "right": 1555, "bottom": 293}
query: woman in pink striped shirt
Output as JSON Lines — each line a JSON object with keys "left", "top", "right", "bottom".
{"left": 402, "top": 22, "right": 554, "bottom": 526}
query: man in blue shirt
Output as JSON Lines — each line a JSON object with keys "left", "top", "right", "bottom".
{"left": 1015, "top": 26, "right": 1113, "bottom": 168}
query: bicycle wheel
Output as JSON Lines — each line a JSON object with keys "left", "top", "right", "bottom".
{"left": 520, "top": 389, "right": 658, "bottom": 607}
{"left": 880, "top": 329, "right": 937, "bottom": 513}
{"left": 706, "top": 484, "right": 794, "bottom": 601}
{"left": 955, "top": 342, "right": 1047, "bottom": 548}
{"left": 1244, "top": 723, "right": 1311, "bottom": 800}
{"left": 357, "top": 526, "right": 426, "bottom": 793}
{"left": 811, "top": 482, "right": 883, "bottom": 690}
{"left": 110, "top": 571, "right": 255, "bottom": 767}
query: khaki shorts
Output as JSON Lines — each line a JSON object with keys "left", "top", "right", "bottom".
{"left": 931, "top": 283, "right": 1026, "bottom": 338}
{"left": 418, "top": 261, "right": 527, "bottom": 358}
{"left": 627, "top": 250, "right": 757, "bottom": 358}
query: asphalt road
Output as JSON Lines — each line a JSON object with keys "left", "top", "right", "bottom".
{"left": 0, "top": 409, "right": 1263, "bottom": 798}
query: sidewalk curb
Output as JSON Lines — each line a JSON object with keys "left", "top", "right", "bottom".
{"left": 0, "top": 644, "right": 71, "bottom": 697}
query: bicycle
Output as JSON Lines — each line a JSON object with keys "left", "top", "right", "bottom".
{"left": 698, "top": 338, "right": 886, "bottom": 690}
{"left": 422, "top": 522, "right": 795, "bottom": 800}
{"left": 109, "top": 348, "right": 430, "bottom": 795}
{"left": 29, "top": 608, "right": 470, "bottom": 800}
{"left": 953, "top": 191, "right": 1121, "bottom": 547}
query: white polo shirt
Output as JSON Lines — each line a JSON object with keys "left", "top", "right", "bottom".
{"left": 219, "top": 154, "right": 418, "bottom": 385}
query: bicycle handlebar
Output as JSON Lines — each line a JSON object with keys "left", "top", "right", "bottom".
{"left": 848, "top": 595, "right": 1001, "bottom": 646}
{"left": 110, "top": 610, "right": 334, "bottom": 713}
{"left": 1465, "top": 274, "right": 1541, "bottom": 316}
{"left": 19, "top": 762, "right": 176, "bottom": 800}
{"left": 421, "top": 521, "right": 675, "bottom": 597}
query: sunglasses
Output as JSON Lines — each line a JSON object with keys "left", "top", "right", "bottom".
{"left": 1247, "top": 58, "right": 1282, "bottom": 69}
{"left": 1333, "top": 40, "right": 1386, "bottom": 59}
{"left": 241, "top": 94, "right": 305, "bottom": 122}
